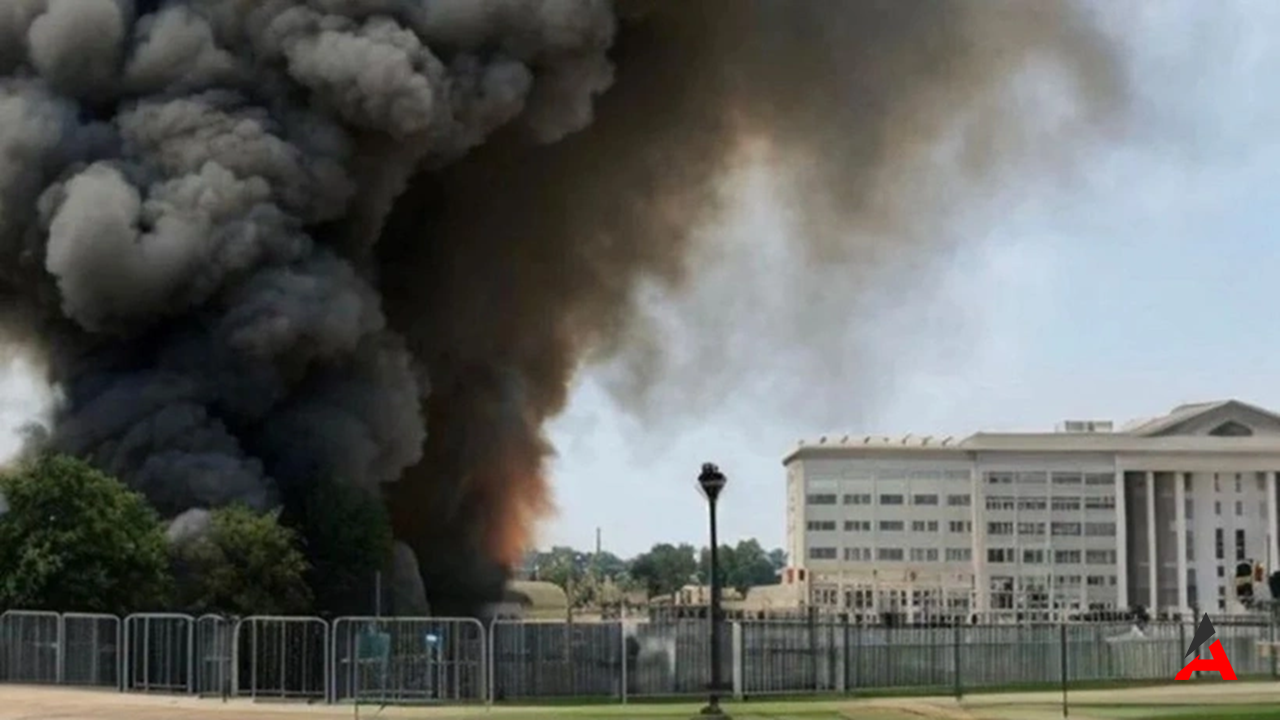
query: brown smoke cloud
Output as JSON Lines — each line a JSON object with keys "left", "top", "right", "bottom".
{"left": 378, "top": 1, "right": 1129, "bottom": 612}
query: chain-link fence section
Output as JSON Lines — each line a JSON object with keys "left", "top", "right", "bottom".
{"left": 0, "top": 611, "right": 60, "bottom": 684}
{"left": 61, "top": 613, "right": 119, "bottom": 689}
{"left": 122, "top": 613, "right": 194, "bottom": 694}
{"left": 2, "top": 609, "right": 1278, "bottom": 705}
{"left": 331, "top": 617, "right": 486, "bottom": 704}
{"left": 490, "top": 620, "right": 624, "bottom": 701}
{"left": 234, "top": 616, "right": 328, "bottom": 700}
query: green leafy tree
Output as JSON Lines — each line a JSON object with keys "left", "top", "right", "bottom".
{"left": 172, "top": 505, "right": 312, "bottom": 616}
{"left": 699, "top": 540, "right": 782, "bottom": 594}
{"left": 629, "top": 543, "right": 698, "bottom": 598}
{"left": 0, "top": 454, "right": 172, "bottom": 614}
{"left": 299, "top": 479, "right": 394, "bottom": 614}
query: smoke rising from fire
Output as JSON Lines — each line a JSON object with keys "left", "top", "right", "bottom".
{"left": 0, "top": 0, "right": 1127, "bottom": 614}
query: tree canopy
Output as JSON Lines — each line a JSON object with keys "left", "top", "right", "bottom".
{"left": 298, "top": 478, "right": 394, "bottom": 615}
{"left": 171, "top": 505, "right": 312, "bottom": 616}
{"left": 0, "top": 454, "right": 171, "bottom": 614}
{"left": 698, "top": 539, "right": 781, "bottom": 594}
{"left": 630, "top": 543, "right": 699, "bottom": 598}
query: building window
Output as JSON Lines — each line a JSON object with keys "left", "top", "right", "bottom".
{"left": 807, "top": 520, "right": 837, "bottom": 532}
{"left": 1236, "top": 501, "right": 1244, "bottom": 517}
{"left": 1053, "top": 497, "right": 1082, "bottom": 511}
{"left": 1236, "top": 529, "right": 1247, "bottom": 561}
{"left": 844, "top": 520, "right": 872, "bottom": 532}
{"left": 878, "top": 547, "right": 904, "bottom": 561}
{"left": 1085, "top": 522, "right": 1116, "bottom": 537}
{"left": 1236, "top": 475, "right": 1243, "bottom": 493}
{"left": 1055, "top": 550, "right": 1082, "bottom": 564}
{"left": 1018, "top": 497, "right": 1048, "bottom": 511}
{"left": 987, "top": 548, "right": 1014, "bottom": 563}
{"left": 1018, "top": 472, "right": 1048, "bottom": 485}
{"left": 911, "top": 520, "right": 940, "bottom": 532}
{"left": 880, "top": 520, "right": 905, "bottom": 532}
{"left": 1259, "top": 473, "right": 1268, "bottom": 492}
{"left": 946, "top": 548, "right": 972, "bottom": 562}
{"left": 1215, "top": 501, "right": 1222, "bottom": 516}
{"left": 950, "top": 521, "right": 972, "bottom": 534}
{"left": 1216, "top": 528, "right": 1224, "bottom": 560}
{"left": 809, "top": 547, "right": 837, "bottom": 560}
{"left": 1086, "top": 575, "right": 1109, "bottom": 587}
{"left": 1051, "top": 522, "right": 1083, "bottom": 536}
{"left": 913, "top": 494, "right": 939, "bottom": 506}
{"left": 1184, "top": 474, "right": 1193, "bottom": 492}
{"left": 1084, "top": 496, "right": 1114, "bottom": 510}
{"left": 1053, "top": 472, "right": 1083, "bottom": 486}
{"left": 1085, "top": 473, "right": 1113, "bottom": 486}
{"left": 844, "top": 547, "right": 870, "bottom": 561}
{"left": 1018, "top": 522, "right": 1046, "bottom": 536}
{"left": 947, "top": 494, "right": 972, "bottom": 507}
{"left": 1086, "top": 550, "right": 1117, "bottom": 564}
{"left": 910, "top": 548, "right": 939, "bottom": 562}
{"left": 880, "top": 494, "right": 905, "bottom": 506}
{"left": 985, "top": 496, "right": 1015, "bottom": 511}
{"left": 986, "top": 472, "right": 1013, "bottom": 485}
{"left": 843, "top": 493, "right": 873, "bottom": 505}
{"left": 1187, "top": 531, "right": 1195, "bottom": 561}
{"left": 1214, "top": 474, "right": 1221, "bottom": 492}
{"left": 1184, "top": 498, "right": 1193, "bottom": 519}
{"left": 988, "top": 522, "right": 1014, "bottom": 536}
{"left": 807, "top": 493, "right": 838, "bottom": 505}
{"left": 1023, "top": 549, "right": 1046, "bottom": 564}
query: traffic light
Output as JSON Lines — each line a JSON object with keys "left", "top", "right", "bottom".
{"left": 1236, "top": 562, "right": 1254, "bottom": 601}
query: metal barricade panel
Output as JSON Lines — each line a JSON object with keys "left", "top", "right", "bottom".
{"left": 626, "top": 619, "right": 730, "bottom": 698}
{"left": 234, "top": 616, "right": 328, "bottom": 700}
{"left": 123, "top": 613, "right": 195, "bottom": 694}
{"left": 740, "top": 618, "right": 843, "bottom": 696}
{"left": 489, "top": 620, "right": 623, "bottom": 701}
{"left": 0, "top": 611, "right": 61, "bottom": 684}
{"left": 331, "top": 617, "right": 486, "bottom": 704}
{"left": 195, "top": 615, "right": 234, "bottom": 697}
{"left": 61, "top": 613, "right": 120, "bottom": 689}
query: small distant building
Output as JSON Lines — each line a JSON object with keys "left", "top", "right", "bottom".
{"left": 493, "top": 580, "right": 570, "bottom": 620}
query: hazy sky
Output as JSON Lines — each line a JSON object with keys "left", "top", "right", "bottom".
{"left": 4, "top": 2, "right": 1280, "bottom": 561}
{"left": 541, "top": 1, "right": 1280, "bottom": 557}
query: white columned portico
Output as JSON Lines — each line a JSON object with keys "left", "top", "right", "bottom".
{"left": 1146, "top": 470, "right": 1157, "bottom": 611}
{"left": 1270, "top": 471, "right": 1280, "bottom": 574}
{"left": 1115, "top": 467, "right": 1128, "bottom": 608}
{"left": 1174, "top": 471, "right": 1188, "bottom": 613}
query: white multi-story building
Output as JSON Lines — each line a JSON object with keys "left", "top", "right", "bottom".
{"left": 783, "top": 400, "right": 1280, "bottom": 622}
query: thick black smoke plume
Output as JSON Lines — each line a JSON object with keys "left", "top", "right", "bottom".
{"left": 0, "top": 0, "right": 1127, "bottom": 615}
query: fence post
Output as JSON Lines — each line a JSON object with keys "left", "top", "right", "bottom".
{"left": 730, "top": 621, "right": 743, "bottom": 700}
{"left": 1271, "top": 609, "right": 1278, "bottom": 679}
{"left": 1060, "top": 621, "right": 1069, "bottom": 718}
{"left": 952, "top": 621, "right": 962, "bottom": 701}
{"left": 619, "top": 620, "right": 628, "bottom": 705}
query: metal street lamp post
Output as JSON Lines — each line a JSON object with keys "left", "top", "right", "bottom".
{"left": 697, "top": 462, "right": 730, "bottom": 719}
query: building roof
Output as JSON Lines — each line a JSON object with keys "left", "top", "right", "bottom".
{"left": 783, "top": 399, "right": 1280, "bottom": 464}
{"left": 503, "top": 580, "right": 569, "bottom": 609}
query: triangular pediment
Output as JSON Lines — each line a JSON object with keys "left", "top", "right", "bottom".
{"left": 1133, "top": 400, "right": 1280, "bottom": 438}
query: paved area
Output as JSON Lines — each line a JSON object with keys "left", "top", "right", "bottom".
{"left": 2, "top": 682, "right": 1280, "bottom": 719}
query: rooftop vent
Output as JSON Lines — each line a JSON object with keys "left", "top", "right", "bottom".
{"left": 1056, "top": 420, "right": 1114, "bottom": 434}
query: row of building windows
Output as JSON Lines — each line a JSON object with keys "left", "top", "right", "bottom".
{"left": 987, "top": 548, "right": 1118, "bottom": 564}
{"left": 808, "top": 493, "right": 973, "bottom": 507}
{"left": 986, "top": 521, "right": 1117, "bottom": 537}
{"left": 986, "top": 472, "right": 1114, "bottom": 486}
{"left": 808, "top": 520, "right": 975, "bottom": 533}
{"left": 818, "top": 547, "right": 974, "bottom": 562}
{"left": 984, "top": 495, "right": 1116, "bottom": 511}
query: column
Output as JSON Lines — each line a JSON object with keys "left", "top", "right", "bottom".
{"left": 971, "top": 465, "right": 986, "bottom": 616}
{"left": 1174, "top": 471, "right": 1188, "bottom": 613}
{"left": 1270, "top": 472, "right": 1279, "bottom": 573}
{"left": 1146, "top": 470, "right": 1157, "bottom": 611}
{"left": 1115, "top": 467, "right": 1128, "bottom": 608}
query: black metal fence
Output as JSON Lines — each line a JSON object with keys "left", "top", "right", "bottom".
{"left": 1, "top": 609, "right": 1275, "bottom": 704}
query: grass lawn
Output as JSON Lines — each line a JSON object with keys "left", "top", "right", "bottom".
{"left": 398, "top": 700, "right": 884, "bottom": 719}
{"left": 1090, "top": 707, "right": 1280, "bottom": 720}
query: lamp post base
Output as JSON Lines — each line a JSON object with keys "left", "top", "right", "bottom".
{"left": 697, "top": 699, "right": 731, "bottom": 719}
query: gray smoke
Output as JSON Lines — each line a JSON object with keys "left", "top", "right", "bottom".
{"left": 0, "top": 0, "right": 1129, "bottom": 614}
